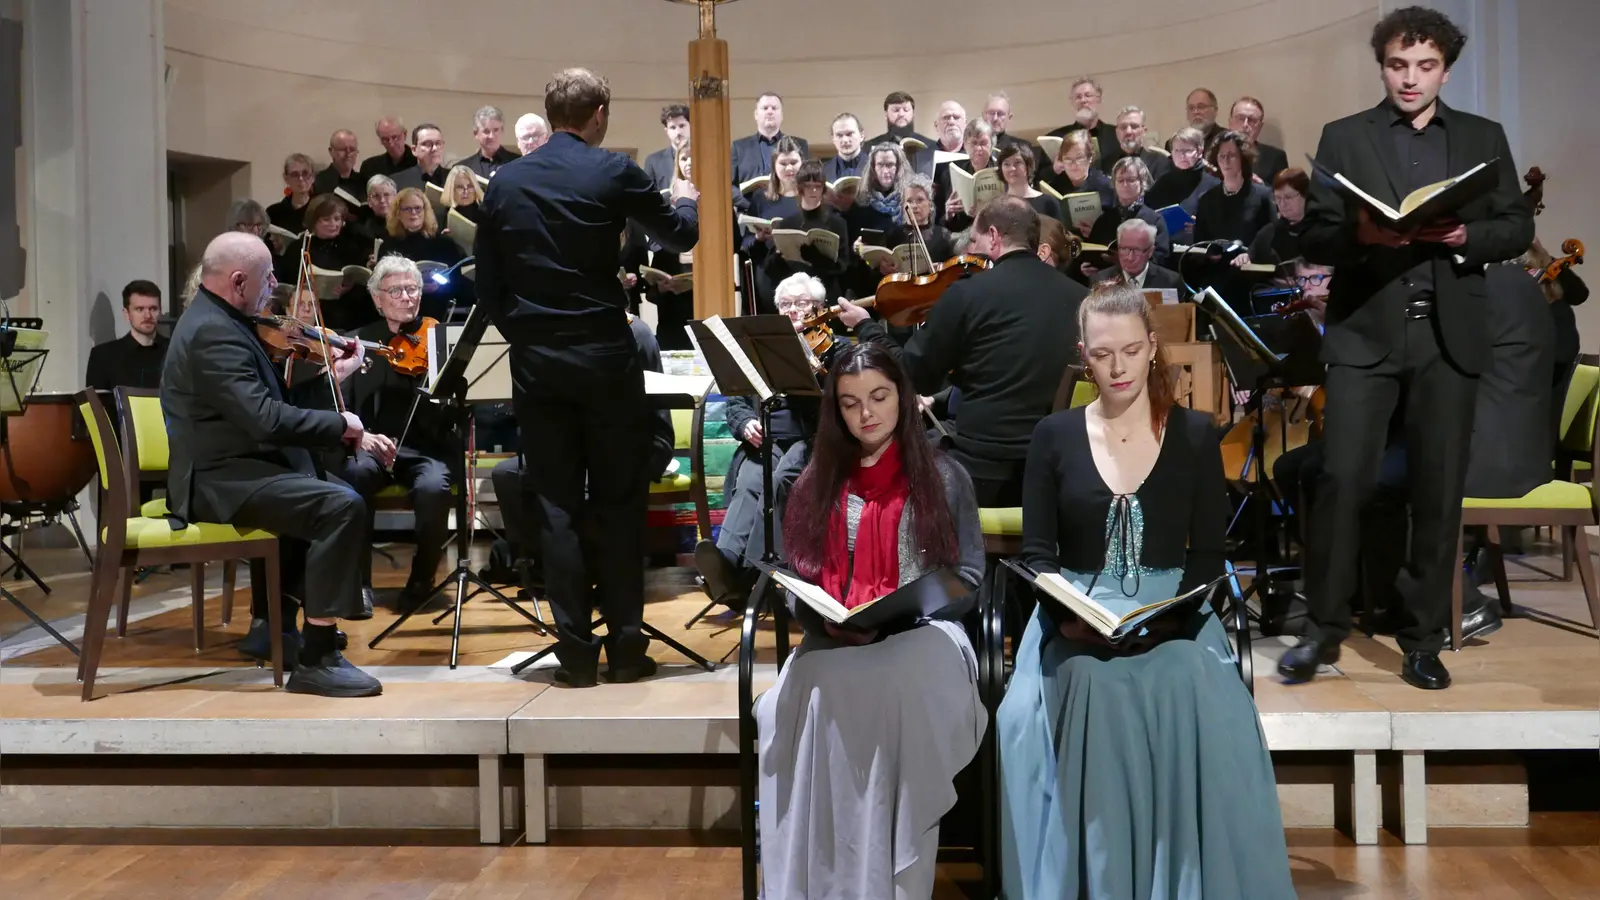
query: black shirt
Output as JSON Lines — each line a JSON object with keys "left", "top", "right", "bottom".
{"left": 266, "top": 196, "right": 311, "bottom": 233}
{"left": 1193, "top": 181, "right": 1276, "bottom": 244}
{"left": 823, "top": 153, "right": 867, "bottom": 183}
{"left": 459, "top": 146, "right": 521, "bottom": 180}
{"left": 340, "top": 319, "right": 454, "bottom": 457}
{"left": 358, "top": 148, "right": 418, "bottom": 182}
{"left": 312, "top": 166, "right": 366, "bottom": 203}
{"left": 1391, "top": 102, "right": 1450, "bottom": 301}
{"left": 86, "top": 333, "right": 169, "bottom": 392}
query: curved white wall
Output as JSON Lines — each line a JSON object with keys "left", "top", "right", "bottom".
{"left": 162, "top": 0, "right": 1383, "bottom": 202}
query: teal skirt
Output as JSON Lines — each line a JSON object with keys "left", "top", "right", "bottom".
{"left": 996, "top": 568, "right": 1296, "bottom": 899}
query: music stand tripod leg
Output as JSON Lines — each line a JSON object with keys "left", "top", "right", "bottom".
{"left": 1, "top": 585, "right": 79, "bottom": 655}
{"left": 0, "top": 531, "right": 49, "bottom": 594}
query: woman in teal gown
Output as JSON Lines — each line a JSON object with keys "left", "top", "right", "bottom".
{"left": 997, "top": 283, "right": 1296, "bottom": 899}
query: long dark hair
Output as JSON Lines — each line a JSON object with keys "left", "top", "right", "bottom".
{"left": 782, "top": 342, "right": 958, "bottom": 579}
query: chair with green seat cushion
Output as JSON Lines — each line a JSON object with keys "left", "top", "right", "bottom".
{"left": 647, "top": 403, "right": 712, "bottom": 541}
{"left": 75, "top": 390, "right": 285, "bottom": 702}
{"left": 1455, "top": 368, "right": 1600, "bottom": 649}
{"left": 1558, "top": 364, "right": 1600, "bottom": 483}
{"left": 1052, "top": 365, "right": 1097, "bottom": 414}
{"left": 117, "top": 387, "right": 242, "bottom": 632}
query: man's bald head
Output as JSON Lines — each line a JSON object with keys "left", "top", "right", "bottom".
{"left": 329, "top": 129, "right": 360, "bottom": 174}
{"left": 200, "top": 233, "right": 274, "bottom": 313}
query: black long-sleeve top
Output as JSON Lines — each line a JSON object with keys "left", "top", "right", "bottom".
{"left": 86, "top": 334, "right": 168, "bottom": 392}
{"left": 1089, "top": 202, "right": 1173, "bottom": 266}
{"left": 1021, "top": 406, "right": 1228, "bottom": 600}
{"left": 474, "top": 131, "right": 698, "bottom": 358}
{"left": 1039, "top": 167, "right": 1116, "bottom": 213}
{"left": 762, "top": 205, "right": 849, "bottom": 301}
{"left": 266, "top": 195, "right": 311, "bottom": 233}
{"left": 337, "top": 319, "right": 457, "bottom": 460}
{"left": 1194, "top": 181, "right": 1276, "bottom": 245}
{"left": 1248, "top": 217, "right": 1307, "bottom": 266}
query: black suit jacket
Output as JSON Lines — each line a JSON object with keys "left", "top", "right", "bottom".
{"left": 1466, "top": 265, "right": 1554, "bottom": 497}
{"left": 643, "top": 147, "right": 677, "bottom": 191}
{"left": 475, "top": 131, "right": 698, "bottom": 365}
{"left": 1093, "top": 262, "right": 1184, "bottom": 294}
{"left": 1300, "top": 100, "right": 1533, "bottom": 373}
{"left": 160, "top": 289, "right": 347, "bottom": 523}
{"left": 859, "top": 250, "right": 1085, "bottom": 471}
{"left": 1253, "top": 142, "right": 1289, "bottom": 185}
{"left": 731, "top": 132, "right": 810, "bottom": 186}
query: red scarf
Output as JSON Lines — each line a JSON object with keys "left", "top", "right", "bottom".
{"left": 819, "top": 440, "right": 908, "bottom": 610}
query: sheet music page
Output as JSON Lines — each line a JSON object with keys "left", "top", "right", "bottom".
{"left": 704, "top": 316, "right": 772, "bottom": 400}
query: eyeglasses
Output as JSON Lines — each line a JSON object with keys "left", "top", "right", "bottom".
{"left": 382, "top": 285, "right": 423, "bottom": 299}
{"left": 1295, "top": 273, "right": 1331, "bottom": 287}
{"left": 1172, "top": 147, "right": 1201, "bottom": 159}
{"left": 286, "top": 170, "right": 313, "bottom": 180}
{"left": 416, "top": 140, "right": 444, "bottom": 150}
{"left": 1114, "top": 176, "right": 1143, "bottom": 185}
{"left": 399, "top": 205, "right": 426, "bottom": 214}
{"left": 1232, "top": 114, "right": 1263, "bottom": 126}
{"left": 1118, "top": 245, "right": 1153, "bottom": 256}
{"left": 775, "top": 298, "right": 813, "bottom": 312}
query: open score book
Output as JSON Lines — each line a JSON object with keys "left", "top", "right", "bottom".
{"left": 766, "top": 567, "right": 972, "bottom": 632}
{"left": 1028, "top": 570, "right": 1226, "bottom": 642}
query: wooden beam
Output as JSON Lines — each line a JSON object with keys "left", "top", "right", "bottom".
{"left": 688, "top": 35, "right": 734, "bottom": 320}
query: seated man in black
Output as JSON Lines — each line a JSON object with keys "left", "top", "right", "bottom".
{"left": 333, "top": 256, "right": 456, "bottom": 611}
{"left": 87, "top": 279, "right": 168, "bottom": 392}
{"left": 162, "top": 233, "right": 395, "bottom": 697}
{"left": 695, "top": 273, "right": 828, "bottom": 607}
{"left": 490, "top": 312, "right": 675, "bottom": 580}
{"left": 837, "top": 195, "right": 1085, "bottom": 505}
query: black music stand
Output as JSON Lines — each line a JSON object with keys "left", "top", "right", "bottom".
{"left": 1194, "top": 287, "right": 1323, "bottom": 613}
{"left": 0, "top": 322, "right": 78, "bottom": 654}
{"left": 367, "top": 306, "right": 550, "bottom": 668}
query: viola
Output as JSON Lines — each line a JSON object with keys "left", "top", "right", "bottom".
{"left": 1539, "top": 238, "right": 1585, "bottom": 286}
{"left": 253, "top": 314, "right": 396, "bottom": 370}
{"left": 384, "top": 316, "right": 439, "bottom": 377}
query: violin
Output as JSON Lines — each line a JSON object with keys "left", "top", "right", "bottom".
{"left": 807, "top": 254, "right": 994, "bottom": 331}
{"left": 1539, "top": 239, "right": 1585, "bottom": 285}
{"left": 384, "top": 316, "right": 439, "bottom": 377}
{"left": 253, "top": 314, "right": 397, "bottom": 370}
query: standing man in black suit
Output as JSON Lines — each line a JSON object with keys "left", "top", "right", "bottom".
{"left": 1279, "top": 7, "right": 1533, "bottom": 690}
{"left": 837, "top": 195, "right": 1086, "bottom": 505}
{"left": 162, "top": 232, "right": 395, "bottom": 697}
{"left": 475, "top": 67, "right": 699, "bottom": 687}
{"left": 731, "top": 93, "right": 808, "bottom": 187}
{"left": 643, "top": 103, "right": 691, "bottom": 192}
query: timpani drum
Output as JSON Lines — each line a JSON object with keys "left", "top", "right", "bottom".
{"left": 0, "top": 392, "right": 100, "bottom": 505}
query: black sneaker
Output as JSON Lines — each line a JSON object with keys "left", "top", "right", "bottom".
{"left": 239, "top": 617, "right": 301, "bottom": 669}
{"left": 605, "top": 656, "right": 659, "bottom": 684}
{"left": 285, "top": 652, "right": 384, "bottom": 697}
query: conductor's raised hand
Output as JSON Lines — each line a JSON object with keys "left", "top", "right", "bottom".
{"left": 670, "top": 177, "right": 699, "bottom": 204}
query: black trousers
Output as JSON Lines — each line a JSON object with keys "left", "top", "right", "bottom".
{"left": 229, "top": 473, "right": 367, "bottom": 621}
{"left": 716, "top": 440, "right": 808, "bottom": 569}
{"left": 1306, "top": 316, "right": 1478, "bottom": 654}
{"left": 339, "top": 448, "right": 453, "bottom": 587}
{"left": 490, "top": 455, "right": 533, "bottom": 561}
{"left": 948, "top": 448, "right": 1025, "bottom": 508}
{"left": 513, "top": 358, "right": 650, "bottom": 672}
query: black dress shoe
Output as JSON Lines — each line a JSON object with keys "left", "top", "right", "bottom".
{"left": 605, "top": 656, "right": 659, "bottom": 684}
{"left": 553, "top": 666, "right": 599, "bottom": 688}
{"left": 285, "top": 652, "right": 383, "bottom": 697}
{"left": 695, "top": 540, "right": 738, "bottom": 607}
{"left": 1445, "top": 590, "right": 1504, "bottom": 649}
{"left": 1401, "top": 651, "right": 1452, "bottom": 690}
{"left": 1277, "top": 638, "right": 1341, "bottom": 684}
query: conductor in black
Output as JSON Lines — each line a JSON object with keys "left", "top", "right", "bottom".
{"left": 475, "top": 68, "right": 700, "bottom": 687}
{"left": 1279, "top": 8, "right": 1533, "bottom": 690}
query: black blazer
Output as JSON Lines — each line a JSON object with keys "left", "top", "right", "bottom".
{"left": 160, "top": 289, "right": 346, "bottom": 523}
{"left": 1301, "top": 100, "right": 1533, "bottom": 373}
{"left": 731, "top": 132, "right": 810, "bottom": 186}
{"left": 643, "top": 147, "right": 677, "bottom": 192}
{"left": 1465, "top": 265, "right": 1554, "bottom": 497}
{"left": 858, "top": 250, "right": 1086, "bottom": 471}
{"left": 1254, "top": 142, "right": 1289, "bottom": 185}
{"left": 1093, "top": 262, "right": 1184, "bottom": 293}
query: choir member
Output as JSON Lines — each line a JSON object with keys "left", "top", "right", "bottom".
{"left": 267, "top": 153, "right": 316, "bottom": 233}
{"left": 86, "top": 280, "right": 167, "bottom": 392}
{"left": 392, "top": 123, "right": 450, "bottom": 194}
{"left": 936, "top": 118, "right": 996, "bottom": 231}
{"left": 998, "top": 284, "right": 1295, "bottom": 899}
{"left": 771, "top": 159, "right": 849, "bottom": 300}
{"left": 1040, "top": 129, "right": 1116, "bottom": 228}
{"left": 850, "top": 141, "right": 913, "bottom": 236}
{"left": 1193, "top": 130, "right": 1276, "bottom": 246}
{"left": 1086, "top": 156, "right": 1172, "bottom": 266}
{"left": 823, "top": 113, "right": 867, "bottom": 183}
{"left": 1037, "top": 215, "right": 1078, "bottom": 274}
{"left": 225, "top": 199, "right": 269, "bottom": 240}
{"left": 643, "top": 103, "right": 690, "bottom": 191}
{"left": 441, "top": 165, "right": 484, "bottom": 225}
{"left": 1046, "top": 77, "right": 1118, "bottom": 174}
{"left": 459, "top": 105, "right": 520, "bottom": 179}
{"left": 1247, "top": 167, "right": 1310, "bottom": 266}
{"left": 1144, "top": 126, "right": 1220, "bottom": 241}
{"left": 313, "top": 129, "right": 365, "bottom": 203}
{"left": 1107, "top": 105, "right": 1172, "bottom": 181}
{"left": 358, "top": 116, "right": 416, "bottom": 182}
{"left": 383, "top": 186, "right": 463, "bottom": 319}
{"left": 983, "top": 90, "right": 1035, "bottom": 159}
{"left": 299, "top": 193, "right": 377, "bottom": 331}
{"left": 1229, "top": 96, "right": 1289, "bottom": 185}
{"left": 864, "top": 91, "right": 937, "bottom": 176}
{"left": 889, "top": 174, "right": 954, "bottom": 263}
{"left": 755, "top": 340, "right": 984, "bottom": 900}
{"left": 732, "top": 93, "right": 809, "bottom": 185}
{"left": 1091, "top": 218, "right": 1184, "bottom": 292}
{"left": 1166, "top": 86, "right": 1222, "bottom": 152}
{"left": 933, "top": 101, "right": 966, "bottom": 154}
{"left": 355, "top": 175, "right": 397, "bottom": 244}
{"left": 739, "top": 136, "right": 804, "bottom": 312}
{"left": 644, "top": 144, "right": 697, "bottom": 350}
{"left": 515, "top": 113, "right": 550, "bottom": 155}
{"left": 997, "top": 143, "right": 1061, "bottom": 220}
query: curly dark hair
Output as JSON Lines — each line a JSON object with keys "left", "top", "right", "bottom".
{"left": 1371, "top": 6, "right": 1467, "bottom": 67}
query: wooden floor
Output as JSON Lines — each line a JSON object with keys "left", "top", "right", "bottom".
{"left": 3, "top": 814, "right": 1598, "bottom": 899}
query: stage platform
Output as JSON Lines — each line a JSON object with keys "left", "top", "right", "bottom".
{"left": 2, "top": 544, "right": 1596, "bottom": 848}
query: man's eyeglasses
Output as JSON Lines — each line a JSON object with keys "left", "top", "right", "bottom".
{"left": 382, "top": 285, "right": 423, "bottom": 299}
{"left": 1295, "top": 273, "right": 1331, "bottom": 287}
{"left": 1118, "top": 245, "right": 1153, "bottom": 256}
